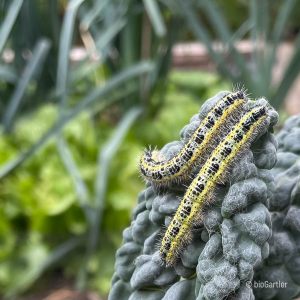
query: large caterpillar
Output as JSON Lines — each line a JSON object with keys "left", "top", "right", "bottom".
{"left": 159, "top": 104, "right": 270, "bottom": 266}
{"left": 139, "top": 91, "right": 247, "bottom": 187}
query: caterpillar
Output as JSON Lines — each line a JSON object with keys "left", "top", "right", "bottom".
{"left": 159, "top": 104, "right": 270, "bottom": 266}
{"left": 139, "top": 91, "right": 247, "bottom": 187}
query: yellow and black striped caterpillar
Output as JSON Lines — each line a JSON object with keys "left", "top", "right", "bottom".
{"left": 159, "top": 104, "right": 270, "bottom": 266}
{"left": 139, "top": 91, "right": 247, "bottom": 187}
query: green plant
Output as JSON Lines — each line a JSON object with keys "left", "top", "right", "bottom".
{"left": 109, "top": 92, "right": 278, "bottom": 300}
{"left": 1, "top": 0, "right": 299, "bottom": 298}
{"left": 0, "top": 0, "right": 175, "bottom": 297}
{"left": 167, "top": 0, "right": 300, "bottom": 109}
{"left": 0, "top": 67, "right": 225, "bottom": 297}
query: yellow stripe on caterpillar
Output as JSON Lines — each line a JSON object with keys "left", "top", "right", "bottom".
{"left": 159, "top": 104, "right": 270, "bottom": 266}
{"left": 139, "top": 91, "right": 247, "bottom": 187}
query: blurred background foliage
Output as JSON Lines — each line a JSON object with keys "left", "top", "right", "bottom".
{"left": 0, "top": 0, "right": 299, "bottom": 298}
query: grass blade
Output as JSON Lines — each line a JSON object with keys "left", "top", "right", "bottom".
{"left": 197, "top": 0, "right": 251, "bottom": 87}
{"left": 80, "top": 0, "right": 108, "bottom": 31}
{"left": 248, "top": 0, "right": 270, "bottom": 95}
{"left": 57, "top": 136, "right": 91, "bottom": 220}
{"left": 92, "top": 107, "right": 142, "bottom": 244}
{"left": 0, "top": 65, "right": 17, "bottom": 83}
{"left": 94, "top": 107, "right": 142, "bottom": 210}
{"left": 0, "top": 61, "right": 153, "bottom": 179}
{"left": 266, "top": 0, "right": 296, "bottom": 86}
{"left": 56, "top": 0, "right": 85, "bottom": 105}
{"left": 228, "top": 19, "right": 254, "bottom": 45}
{"left": 270, "top": 0, "right": 295, "bottom": 44}
{"left": 3, "top": 39, "right": 51, "bottom": 132}
{"left": 77, "top": 107, "right": 142, "bottom": 289}
{"left": 143, "top": 0, "right": 166, "bottom": 37}
{"left": 95, "top": 19, "right": 126, "bottom": 51}
{"left": 178, "top": 1, "right": 234, "bottom": 81}
{"left": 0, "top": 0, "right": 23, "bottom": 55}
{"left": 146, "top": 17, "right": 179, "bottom": 115}
{"left": 120, "top": 8, "right": 140, "bottom": 69}
{"left": 273, "top": 34, "right": 300, "bottom": 108}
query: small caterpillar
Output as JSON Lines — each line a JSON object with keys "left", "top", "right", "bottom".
{"left": 159, "top": 104, "right": 270, "bottom": 266}
{"left": 139, "top": 91, "right": 247, "bottom": 187}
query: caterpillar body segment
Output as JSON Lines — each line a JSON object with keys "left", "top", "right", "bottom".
{"left": 159, "top": 105, "right": 270, "bottom": 266}
{"left": 139, "top": 91, "right": 248, "bottom": 187}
